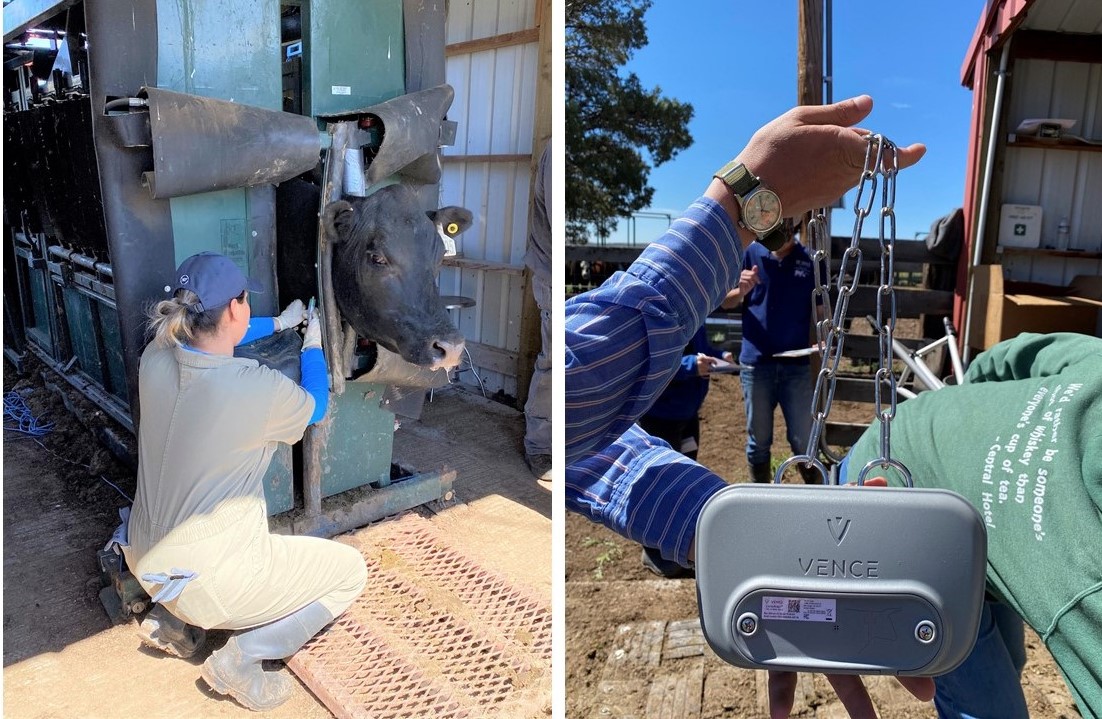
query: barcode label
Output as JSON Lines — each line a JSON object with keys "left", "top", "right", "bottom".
{"left": 762, "top": 596, "right": 836, "bottom": 622}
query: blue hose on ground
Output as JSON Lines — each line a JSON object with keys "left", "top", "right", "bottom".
{"left": 4, "top": 391, "right": 55, "bottom": 436}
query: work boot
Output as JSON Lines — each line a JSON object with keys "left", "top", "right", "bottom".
{"left": 750, "top": 462, "right": 773, "bottom": 484}
{"left": 135, "top": 604, "right": 207, "bottom": 658}
{"left": 641, "top": 546, "right": 695, "bottom": 579}
{"left": 525, "top": 452, "right": 553, "bottom": 482}
{"left": 797, "top": 463, "right": 822, "bottom": 484}
{"left": 201, "top": 601, "right": 333, "bottom": 712}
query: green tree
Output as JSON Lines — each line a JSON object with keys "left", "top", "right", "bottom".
{"left": 566, "top": 0, "right": 693, "bottom": 244}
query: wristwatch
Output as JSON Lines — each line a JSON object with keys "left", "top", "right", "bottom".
{"left": 714, "top": 160, "right": 787, "bottom": 251}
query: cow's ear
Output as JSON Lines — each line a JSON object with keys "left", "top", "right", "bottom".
{"left": 322, "top": 201, "right": 355, "bottom": 243}
{"left": 429, "top": 206, "right": 474, "bottom": 237}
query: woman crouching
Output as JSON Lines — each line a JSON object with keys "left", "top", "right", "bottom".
{"left": 121, "top": 251, "right": 367, "bottom": 711}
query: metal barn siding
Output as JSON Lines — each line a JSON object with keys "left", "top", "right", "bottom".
{"left": 439, "top": 0, "right": 548, "bottom": 397}
{"left": 958, "top": 0, "right": 1102, "bottom": 347}
{"left": 1001, "top": 58, "right": 1102, "bottom": 284}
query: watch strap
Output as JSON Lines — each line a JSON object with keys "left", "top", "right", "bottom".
{"left": 755, "top": 225, "right": 787, "bottom": 252}
{"left": 714, "top": 160, "right": 759, "bottom": 198}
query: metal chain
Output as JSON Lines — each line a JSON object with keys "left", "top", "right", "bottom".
{"left": 777, "top": 134, "right": 913, "bottom": 487}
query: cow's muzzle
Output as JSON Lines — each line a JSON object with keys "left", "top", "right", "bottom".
{"left": 431, "top": 337, "right": 465, "bottom": 370}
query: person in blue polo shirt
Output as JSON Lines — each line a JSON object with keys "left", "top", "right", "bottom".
{"left": 639, "top": 325, "right": 732, "bottom": 462}
{"left": 721, "top": 221, "right": 825, "bottom": 483}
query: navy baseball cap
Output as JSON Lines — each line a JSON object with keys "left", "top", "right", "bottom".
{"left": 169, "top": 252, "right": 263, "bottom": 313}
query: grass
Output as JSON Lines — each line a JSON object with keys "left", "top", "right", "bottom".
{"left": 581, "top": 537, "right": 624, "bottom": 580}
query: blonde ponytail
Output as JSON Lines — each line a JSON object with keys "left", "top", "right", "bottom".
{"left": 146, "top": 289, "right": 222, "bottom": 348}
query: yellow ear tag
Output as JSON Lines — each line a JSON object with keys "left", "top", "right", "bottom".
{"left": 446, "top": 222, "right": 459, "bottom": 235}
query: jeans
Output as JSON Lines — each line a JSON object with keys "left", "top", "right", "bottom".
{"left": 739, "top": 362, "right": 812, "bottom": 466}
{"left": 933, "top": 600, "right": 1028, "bottom": 719}
{"left": 638, "top": 415, "right": 700, "bottom": 460}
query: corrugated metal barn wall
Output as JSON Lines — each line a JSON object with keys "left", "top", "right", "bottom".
{"left": 438, "top": 0, "right": 550, "bottom": 398}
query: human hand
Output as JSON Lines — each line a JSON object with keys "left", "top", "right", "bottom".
{"left": 301, "top": 309, "right": 322, "bottom": 351}
{"left": 274, "top": 299, "right": 307, "bottom": 332}
{"left": 767, "top": 670, "right": 935, "bottom": 719}
{"left": 696, "top": 354, "right": 719, "bottom": 376}
{"left": 722, "top": 351, "right": 734, "bottom": 362}
{"left": 738, "top": 266, "right": 760, "bottom": 296}
{"left": 709, "top": 96, "right": 927, "bottom": 220}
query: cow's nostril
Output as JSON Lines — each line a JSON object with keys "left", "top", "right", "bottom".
{"left": 433, "top": 339, "right": 465, "bottom": 370}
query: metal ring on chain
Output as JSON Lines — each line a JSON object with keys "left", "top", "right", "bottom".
{"left": 856, "top": 457, "right": 914, "bottom": 488}
{"left": 775, "top": 455, "right": 830, "bottom": 485}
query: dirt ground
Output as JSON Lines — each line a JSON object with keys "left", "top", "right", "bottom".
{"left": 564, "top": 324, "right": 1082, "bottom": 718}
{"left": 3, "top": 352, "right": 551, "bottom": 718}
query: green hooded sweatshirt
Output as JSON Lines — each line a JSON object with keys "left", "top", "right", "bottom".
{"left": 846, "top": 332, "right": 1101, "bottom": 717}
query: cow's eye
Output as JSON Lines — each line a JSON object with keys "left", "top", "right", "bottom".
{"left": 371, "top": 253, "right": 388, "bottom": 266}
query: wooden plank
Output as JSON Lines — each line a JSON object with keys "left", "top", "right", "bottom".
{"left": 565, "top": 245, "right": 645, "bottom": 264}
{"left": 663, "top": 619, "right": 706, "bottom": 660}
{"left": 824, "top": 421, "right": 870, "bottom": 448}
{"left": 797, "top": 0, "right": 823, "bottom": 106}
{"left": 445, "top": 27, "right": 539, "bottom": 56}
{"left": 829, "top": 258, "right": 929, "bottom": 274}
{"left": 465, "top": 340, "right": 518, "bottom": 378}
{"left": 441, "top": 153, "right": 531, "bottom": 164}
{"left": 566, "top": 237, "right": 952, "bottom": 267}
{"left": 830, "top": 236, "right": 947, "bottom": 264}
{"left": 442, "top": 255, "right": 524, "bottom": 275}
{"left": 827, "top": 375, "right": 931, "bottom": 401}
{"left": 593, "top": 680, "right": 648, "bottom": 719}
{"left": 829, "top": 376, "right": 879, "bottom": 404}
{"left": 841, "top": 287, "right": 953, "bottom": 317}
{"left": 704, "top": 289, "right": 950, "bottom": 318}
{"left": 601, "top": 621, "right": 666, "bottom": 681}
{"left": 842, "top": 334, "right": 930, "bottom": 360}
{"left": 644, "top": 661, "right": 703, "bottom": 718}
{"left": 1011, "top": 29, "right": 1102, "bottom": 64}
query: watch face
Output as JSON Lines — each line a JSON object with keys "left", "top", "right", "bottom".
{"left": 743, "top": 189, "right": 782, "bottom": 233}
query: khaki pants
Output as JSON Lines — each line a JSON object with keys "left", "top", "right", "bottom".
{"left": 128, "top": 497, "right": 367, "bottom": 630}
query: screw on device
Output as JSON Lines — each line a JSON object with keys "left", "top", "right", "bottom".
{"left": 737, "top": 613, "right": 759, "bottom": 637}
{"left": 915, "top": 620, "right": 936, "bottom": 644}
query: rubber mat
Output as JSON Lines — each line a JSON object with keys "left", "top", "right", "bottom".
{"left": 287, "top": 512, "right": 551, "bottom": 718}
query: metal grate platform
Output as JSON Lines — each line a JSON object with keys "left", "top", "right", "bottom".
{"left": 287, "top": 513, "right": 551, "bottom": 718}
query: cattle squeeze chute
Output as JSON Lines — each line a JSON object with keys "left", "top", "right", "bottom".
{"left": 3, "top": 0, "right": 468, "bottom": 574}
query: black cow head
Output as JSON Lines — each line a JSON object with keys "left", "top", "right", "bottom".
{"left": 323, "top": 184, "right": 473, "bottom": 370}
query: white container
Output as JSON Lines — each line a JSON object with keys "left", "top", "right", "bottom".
{"left": 998, "top": 204, "right": 1043, "bottom": 249}
{"left": 1057, "top": 217, "right": 1070, "bottom": 249}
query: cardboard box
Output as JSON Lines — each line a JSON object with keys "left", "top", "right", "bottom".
{"left": 998, "top": 204, "right": 1043, "bottom": 248}
{"left": 969, "top": 265, "right": 1102, "bottom": 348}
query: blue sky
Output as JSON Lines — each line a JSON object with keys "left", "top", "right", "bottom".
{"left": 607, "top": 0, "right": 985, "bottom": 245}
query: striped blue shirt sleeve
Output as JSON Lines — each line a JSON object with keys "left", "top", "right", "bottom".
{"left": 565, "top": 196, "right": 743, "bottom": 566}
{"left": 566, "top": 425, "right": 729, "bottom": 566}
